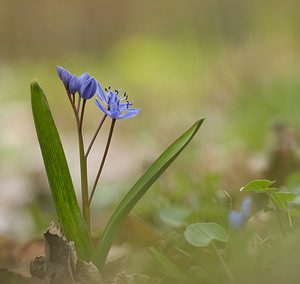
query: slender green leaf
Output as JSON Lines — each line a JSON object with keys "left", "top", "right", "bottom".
{"left": 149, "top": 247, "right": 192, "bottom": 281}
{"left": 240, "top": 179, "right": 278, "bottom": 193}
{"left": 31, "top": 79, "right": 95, "bottom": 263}
{"left": 184, "top": 222, "right": 228, "bottom": 247}
{"left": 96, "top": 118, "right": 205, "bottom": 270}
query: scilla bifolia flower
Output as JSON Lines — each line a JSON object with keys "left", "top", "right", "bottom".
{"left": 56, "top": 65, "right": 72, "bottom": 86}
{"left": 88, "top": 83, "right": 141, "bottom": 205}
{"left": 95, "top": 83, "right": 141, "bottom": 119}
{"left": 69, "top": 73, "right": 90, "bottom": 94}
{"left": 228, "top": 197, "right": 252, "bottom": 230}
{"left": 79, "top": 77, "right": 97, "bottom": 100}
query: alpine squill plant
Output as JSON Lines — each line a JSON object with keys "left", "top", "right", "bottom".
{"left": 30, "top": 65, "right": 204, "bottom": 271}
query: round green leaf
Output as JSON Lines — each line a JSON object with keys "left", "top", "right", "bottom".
{"left": 184, "top": 222, "right": 228, "bottom": 247}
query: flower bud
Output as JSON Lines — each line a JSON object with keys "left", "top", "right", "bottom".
{"left": 56, "top": 65, "right": 72, "bottom": 86}
{"left": 79, "top": 77, "right": 97, "bottom": 99}
{"left": 228, "top": 197, "right": 252, "bottom": 230}
{"left": 69, "top": 75, "right": 81, "bottom": 94}
{"left": 78, "top": 72, "right": 90, "bottom": 84}
{"left": 241, "top": 197, "right": 252, "bottom": 219}
{"left": 228, "top": 211, "right": 244, "bottom": 230}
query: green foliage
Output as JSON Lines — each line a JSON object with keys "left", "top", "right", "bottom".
{"left": 240, "top": 179, "right": 297, "bottom": 229}
{"left": 240, "top": 179, "right": 278, "bottom": 193}
{"left": 149, "top": 247, "right": 192, "bottom": 281}
{"left": 271, "top": 192, "right": 296, "bottom": 210}
{"left": 184, "top": 222, "right": 228, "bottom": 247}
{"left": 30, "top": 80, "right": 95, "bottom": 262}
{"left": 96, "top": 118, "right": 205, "bottom": 270}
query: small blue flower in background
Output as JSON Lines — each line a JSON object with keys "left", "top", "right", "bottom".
{"left": 95, "top": 83, "right": 141, "bottom": 119}
{"left": 228, "top": 197, "right": 252, "bottom": 230}
{"left": 79, "top": 77, "right": 97, "bottom": 100}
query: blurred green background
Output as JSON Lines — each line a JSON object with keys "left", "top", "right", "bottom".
{"left": 1, "top": 0, "right": 300, "bottom": 240}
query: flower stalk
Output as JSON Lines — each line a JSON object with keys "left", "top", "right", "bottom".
{"left": 89, "top": 118, "right": 116, "bottom": 206}
{"left": 85, "top": 114, "right": 107, "bottom": 158}
{"left": 211, "top": 241, "right": 234, "bottom": 283}
{"left": 65, "top": 87, "right": 91, "bottom": 232}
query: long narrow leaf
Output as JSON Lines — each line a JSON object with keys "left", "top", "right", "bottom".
{"left": 31, "top": 79, "right": 95, "bottom": 263}
{"left": 96, "top": 118, "right": 204, "bottom": 270}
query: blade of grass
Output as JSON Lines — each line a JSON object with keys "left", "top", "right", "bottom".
{"left": 96, "top": 118, "right": 204, "bottom": 270}
{"left": 31, "top": 79, "right": 95, "bottom": 263}
{"left": 149, "top": 247, "right": 192, "bottom": 281}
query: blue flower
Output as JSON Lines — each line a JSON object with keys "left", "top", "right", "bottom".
{"left": 56, "top": 65, "right": 72, "bottom": 86}
{"left": 95, "top": 83, "right": 141, "bottom": 119}
{"left": 241, "top": 196, "right": 251, "bottom": 219}
{"left": 69, "top": 72, "right": 91, "bottom": 94}
{"left": 56, "top": 66, "right": 96, "bottom": 99}
{"left": 69, "top": 75, "right": 81, "bottom": 94}
{"left": 228, "top": 197, "right": 252, "bottom": 230}
{"left": 79, "top": 77, "right": 97, "bottom": 100}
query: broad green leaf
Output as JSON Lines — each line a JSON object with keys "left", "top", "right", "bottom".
{"left": 149, "top": 247, "right": 192, "bottom": 281}
{"left": 31, "top": 79, "right": 95, "bottom": 263}
{"left": 240, "top": 179, "right": 278, "bottom": 193}
{"left": 96, "top": 118, "right": 205, "bottom": 270}
{"left": 271, "top": 192, "right": 296, "bottom": 210}
{"left": 184, "top": 222, "right": 228, "bottom": 247}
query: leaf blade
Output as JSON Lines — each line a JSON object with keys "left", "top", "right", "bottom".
{"left": 240, "top": 179, "right": 277, "bottom": 193}
{"left": 31, "top": 79, "right": 95, "bottom": 262}
{"left": 184, "top": 222, "right": 228, "bottom": 247}
{"left": 149, "top": 247, "right": 192, "bottom": 281}
{"left": 96, "top": 118, "right": 205, "bottom": 270}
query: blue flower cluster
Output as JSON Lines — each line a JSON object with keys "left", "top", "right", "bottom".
{"left": 57, "top": 65, "right": 141, "bottom": 119}
{"left": 56, "top": 66, "right": 97, "bottom": 100}
{"left": 228, "top": 197, "right": 252, "bottom": 230}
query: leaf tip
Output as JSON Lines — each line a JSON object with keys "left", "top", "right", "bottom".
{"left": 31, "top": 77, "right": 38, "bottom": 85}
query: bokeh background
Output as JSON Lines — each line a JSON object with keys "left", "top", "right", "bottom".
{"left": 1, "top": 0, "right": 300, "bottom": 242}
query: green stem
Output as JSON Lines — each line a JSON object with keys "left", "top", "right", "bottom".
{"left": 211, "top": 241, "right": 234, "bottom": 283}
{"left": 78, "top": 130, "right": 90, "bottom": 233}
{"left": 89, "top": 119, "right": 116, "bottom": 206}
{"left": 268, "top": 193, "right": 286, "bottom": 236}
{"left": 78, "top": 100, "right": 90, "bottom": 232}
{"left": 287, "top": 208, "right": 293, "bottom": 228}
{"left": 65, "top": 88, "right": 90, "bottom": 233}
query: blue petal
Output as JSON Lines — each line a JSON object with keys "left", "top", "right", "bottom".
{"left": 241, "top": 197, "right": 252, "bottom": 219}
{"left": 118, "top": 110, "right": 139, "bottom": 119}
{"left": 95, "top": 99, "right": 111, "bottom": 117}
{"left": 56, "top": 65, "right": 63, "bottom": 78}
{"left": 96, "top": 82, "right": 107, "bottom": 105}
{"left": 228, "top": 211, "right": 244, "bottom": 230}
{"left": 78, "top": 72, "right": 90, "bottom": 84}
{"left": 69, "top": 75, "right": 80, "bottom": 94}
{"left": 79, "top": 77, "right": 97, "bottom": 99}
{"left": 110, "top": 109, "right": 121, "bottom": 119}
{"left": 56, "top": 66, "right": 72, "bottom": 86}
